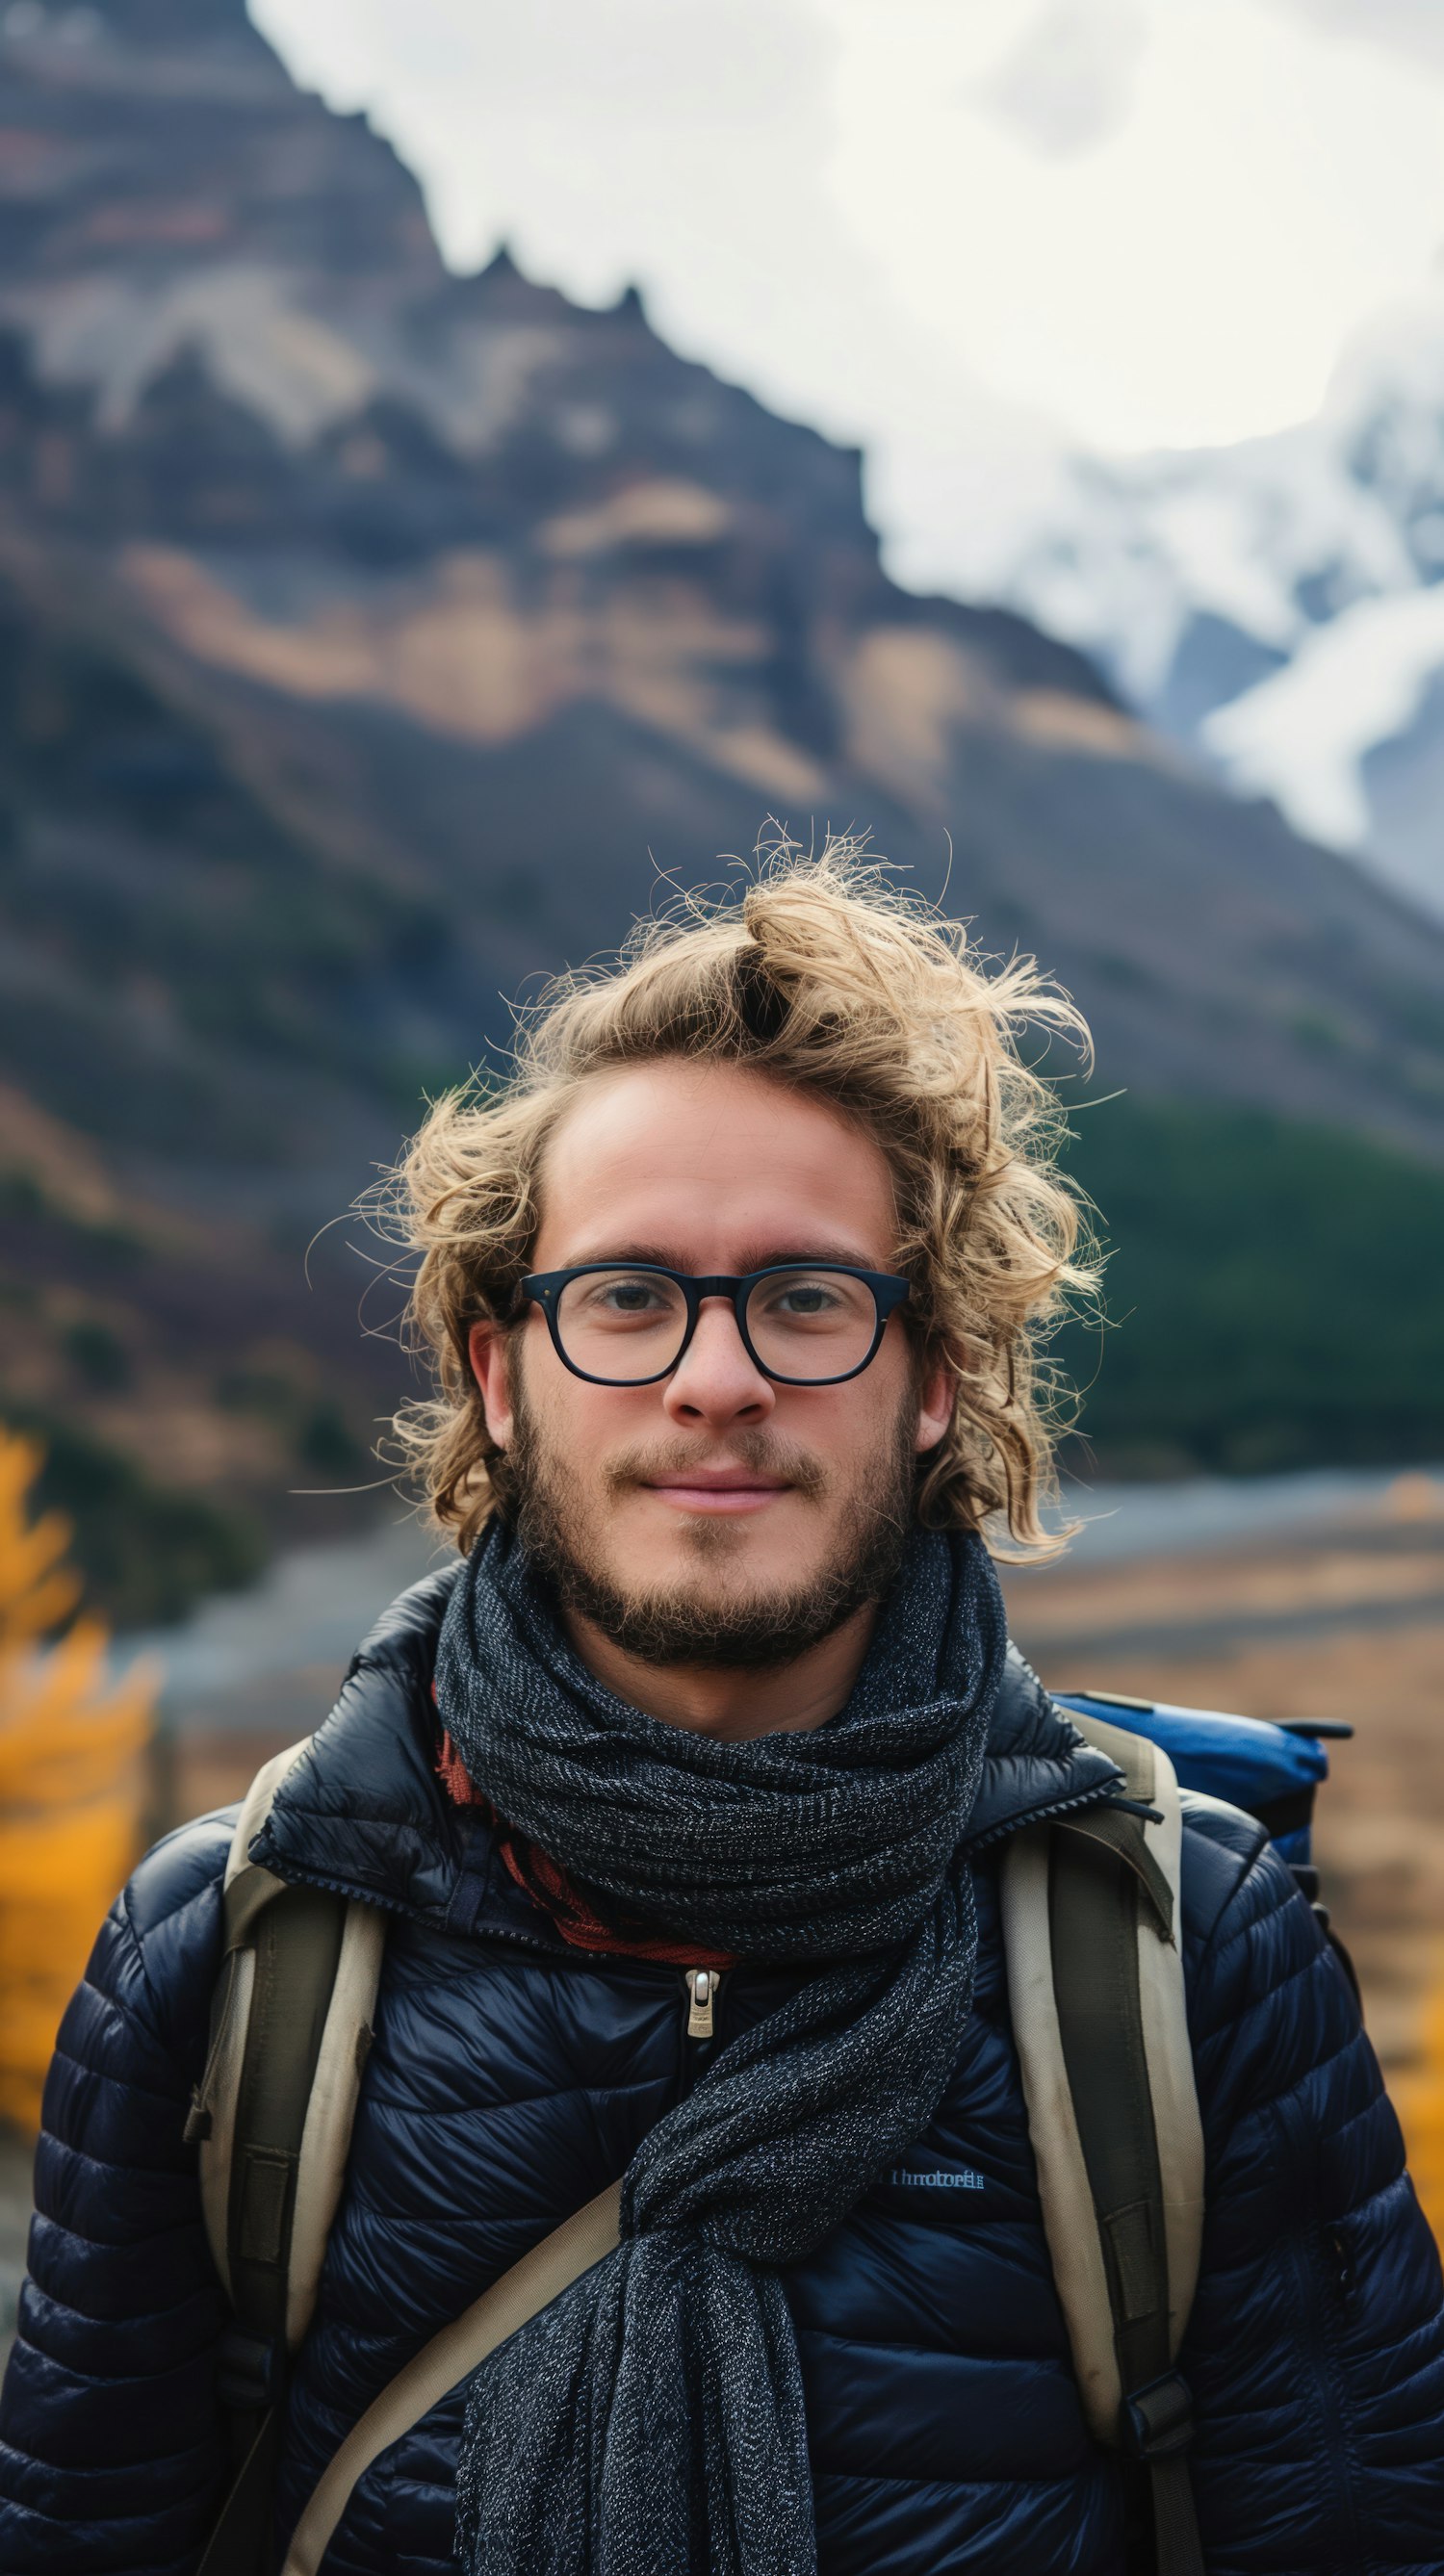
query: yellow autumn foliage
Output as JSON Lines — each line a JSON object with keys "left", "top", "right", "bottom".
{"left": 0, "top": 1430, "right": 156, "bottom": 2131}
{"left": 1396, "top": 1969, "right": 1444, "bottom": 2252}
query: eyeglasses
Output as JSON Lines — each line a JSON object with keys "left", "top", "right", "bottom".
{"left": 519, "top": 1263, "right": 912, "bottom": 1387}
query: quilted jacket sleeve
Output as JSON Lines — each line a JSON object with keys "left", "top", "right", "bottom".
{"left": 0, "top": 1815, "right": 232, "bottom": 2575}
{"left": 1182, "top": 1805, "right": 1444, "bottom": 2573}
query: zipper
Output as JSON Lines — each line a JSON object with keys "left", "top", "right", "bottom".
{"left": 967, "top": 1777, "right": 1122, "bottom": 1854}
{"left": 678, "top": 1967, "right": 726, "bottom": 2096}
{"left": 253, "top": 1864, "right": 419, "bottom": 1923}
{"left": 270, "top": 1861, "right": 735, "bottom": 2024}
{"left": 685, "top": 1966, "right": 722, "bottom": 2040}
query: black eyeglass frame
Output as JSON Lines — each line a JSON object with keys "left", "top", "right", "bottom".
{"left": 519, "top": 1262, "right": 912, "bottom": 1387}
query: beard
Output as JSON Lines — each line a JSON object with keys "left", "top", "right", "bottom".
{"left": 506, "top": 1378, "right": 919, "bottom": 1672}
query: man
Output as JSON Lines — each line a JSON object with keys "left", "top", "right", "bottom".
{"left": 2, "top": 852, "right": 1441, "bottom": 2575}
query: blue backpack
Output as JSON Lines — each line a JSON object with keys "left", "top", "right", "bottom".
{"left": 1054, "top": 1685, "right": 1355, "bottom": 1987}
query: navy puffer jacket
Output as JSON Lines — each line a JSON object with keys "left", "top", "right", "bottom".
{"left": 2, "top": 1570, "right": 1442, "bottom": 2574}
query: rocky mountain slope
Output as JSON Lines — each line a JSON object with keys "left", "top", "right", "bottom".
{"left": 999, "top": 289, "right": 1444, "bottom": 925}
{"left": 2, "top": 0, "right": 1443, "bottom": 1612}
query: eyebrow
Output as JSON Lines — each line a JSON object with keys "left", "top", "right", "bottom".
{"left": 554, "top": 1240, "right": 887, "bottom": 1274}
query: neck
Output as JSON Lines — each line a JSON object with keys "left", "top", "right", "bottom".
{"left": 561, "top": 1598, "right": 881, "bottom": 1741}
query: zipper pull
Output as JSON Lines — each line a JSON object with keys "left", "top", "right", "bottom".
{"left": 685, "top": 1967, "right": 720, "bottom": 2041}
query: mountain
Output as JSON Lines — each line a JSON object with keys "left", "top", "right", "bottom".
{"left": 996, "top": 289, "right": 1444, "bottom": 924}
{"left": 1, "top": 0, "right": 1443, "bottom": 1614}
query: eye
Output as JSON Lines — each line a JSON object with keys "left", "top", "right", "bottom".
{"left": 591, "top": 1276, "right": 670, "bottom": 1315}
{"left": 775, "top": 1282, "right": 840, "bottom": 1316}
{"left": 752, "top": 1271, "right": 864, "bottom": 1328}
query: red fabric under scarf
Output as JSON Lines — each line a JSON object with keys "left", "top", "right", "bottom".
{"left": 436, "top": 1725, "right": 733, "bottom": 1971}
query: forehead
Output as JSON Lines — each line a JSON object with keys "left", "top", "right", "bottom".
{"left": 533, "top": 1060, "right": 896, "bottom": 1266}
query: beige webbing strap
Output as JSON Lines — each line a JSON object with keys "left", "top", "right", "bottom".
{"left": 1004, "top": 1713, "right": 1206, "bottom": 2576}
{"left": 279, "top": 2178, "right": 625, "bottom": 2576}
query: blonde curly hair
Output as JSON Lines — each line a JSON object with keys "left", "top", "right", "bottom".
{"left": 381, "top": 839, "right": 1099, "bottom": 1559}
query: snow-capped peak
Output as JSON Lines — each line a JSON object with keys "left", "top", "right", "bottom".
{"left": 990, "top": 283, "right": 1444, "bottom": 920}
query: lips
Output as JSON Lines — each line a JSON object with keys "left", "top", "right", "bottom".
{"left": 642, "top": 1468, "right": 791, "bottom": 1514}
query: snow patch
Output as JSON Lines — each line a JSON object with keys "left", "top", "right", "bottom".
{"left": 1204, "top": 582, "right": 1444, "bottom": 848}
{"left": 989, "top": 283, "right": 1444, "bottom": 917}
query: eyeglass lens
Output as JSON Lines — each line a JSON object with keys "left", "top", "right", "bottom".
{"left": 554, "top": 1269, "right": 880, "bottom": 1382}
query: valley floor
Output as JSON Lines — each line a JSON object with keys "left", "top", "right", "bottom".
{"left": 1004, "top": 1475, "right": 1444, "bottom": 2081}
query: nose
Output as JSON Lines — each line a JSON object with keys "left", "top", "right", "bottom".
{"left": 661, "top": 1295, "right": 775, "bottom": 1431}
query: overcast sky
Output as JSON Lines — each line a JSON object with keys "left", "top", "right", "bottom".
{"left": 250, "top": 0, "right": 1444, "bottom": 592}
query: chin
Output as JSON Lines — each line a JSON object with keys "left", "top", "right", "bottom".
{"left": 647, "top": 1516, "right": 807, "bottom": 1578}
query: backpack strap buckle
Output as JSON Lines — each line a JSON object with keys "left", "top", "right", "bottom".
{"left": 1122, "top": 2369, "right": 1195, "bottom": 2461}
{"left": 217, "top": 2324, "right": 286, "bottom": 2415}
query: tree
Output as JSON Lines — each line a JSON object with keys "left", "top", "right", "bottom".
{"left": 0, "top": 1430, "right": 156, "bottom": 2131}
{"left": 1396, "top": 1977, "right": 1444, "bottom": 2254}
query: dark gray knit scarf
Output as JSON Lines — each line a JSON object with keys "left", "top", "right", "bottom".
{"left": 435, "top": 1520, "right": 1007, "bottom": 2576}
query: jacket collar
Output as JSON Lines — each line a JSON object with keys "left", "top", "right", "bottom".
{"left": 250, "top": 1566, "right": 1122, "bottom": 1939}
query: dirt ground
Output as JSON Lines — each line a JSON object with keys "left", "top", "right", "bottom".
{"left": 1003, "top": 1478, "right": 1444, "bottom": 2084}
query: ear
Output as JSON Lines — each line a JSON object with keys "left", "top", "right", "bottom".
{"left": 468, "top": 1319, "right": 514, "bottom": 1448}
{"left": 914, "top": 1352, "right": 955, "bottom": 1456}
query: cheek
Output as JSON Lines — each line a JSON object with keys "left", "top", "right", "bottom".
{"left": 775, "top": 1374, "right": 912, "bottom": 1476}
{"left": 522, "top": 1348, "right": 654, "bottom": 1460}
{"left": 829, "top": 1339, "right": 918, "bottom": 1442}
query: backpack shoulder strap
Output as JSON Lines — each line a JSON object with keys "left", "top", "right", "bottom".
{"left": 189, "top": 1739, "right": 387, "bottom": 2576}
{"left": 279, "top": 2179, "right": 624, "bottom": 2576}
{"left": 1002, "top": 1712, "right": 1207, "bottom": 2576}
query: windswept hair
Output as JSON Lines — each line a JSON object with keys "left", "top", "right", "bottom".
{"left": 380, "top": 837, "right": 1100, "bottom": 1559}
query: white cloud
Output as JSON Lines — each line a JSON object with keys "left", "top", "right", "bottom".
{"left": 248, "top": 0, "right": 838, "bottom": 285}
{"left": 1268, "top": 0, "right": 1444, "bottom": 79}
{"left": 967, "top": 0, "right": 1151, "bottom": 159}
{"left": 246, "top": 0, "right": 1037, "bottom": 477}
{"left": 246, "top": 0, "right": 1444, "bottom": 598}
